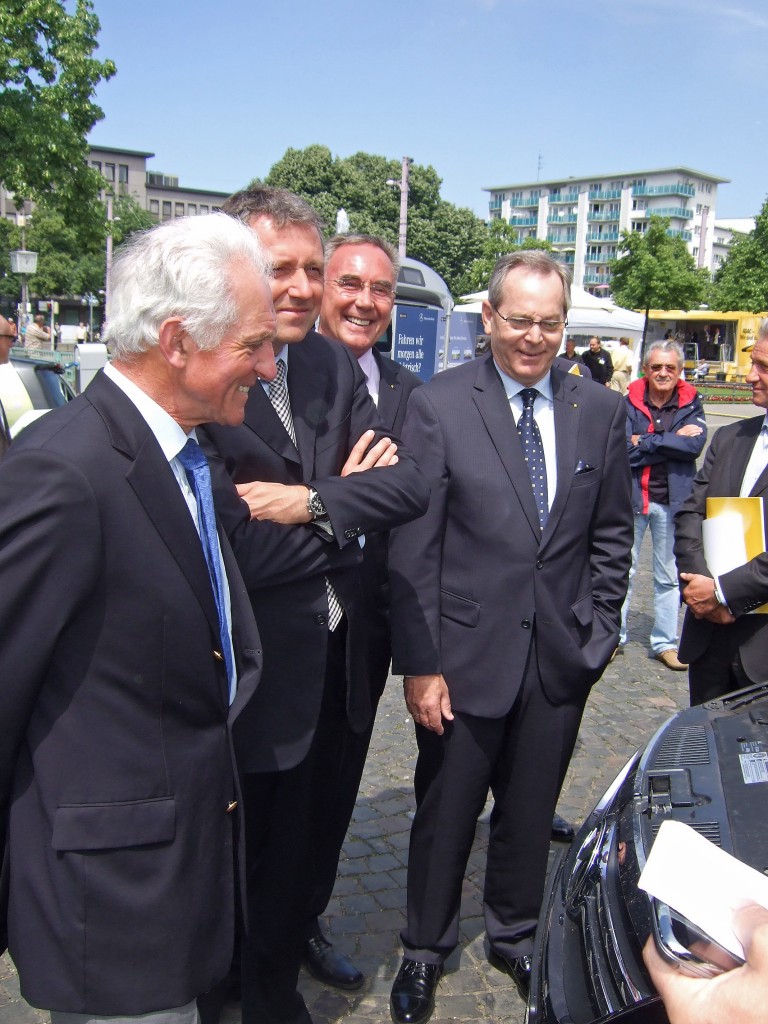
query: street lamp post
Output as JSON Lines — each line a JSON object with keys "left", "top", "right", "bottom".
{"left": 10, "top": 248, "right": 38, "bottom": 335}
{"left": 386, "top": 156, "right": 412, "bottom": 259}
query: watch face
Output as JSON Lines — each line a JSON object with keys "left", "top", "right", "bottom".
{"left": 308, "top": 489, "right": 326, "bottom": 516}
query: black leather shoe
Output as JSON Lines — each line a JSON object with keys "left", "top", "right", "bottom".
{"left": 551, "top": 812, "right": 575, "bottom": 842}
{"left": 303, "top": 932, "right": 364, "bottom": 990}
{"left": 489, "top": 950, "right": 532, "bottom": 1002}
{"left": 390, "top": 958, "right": 442, "bottom": 1024}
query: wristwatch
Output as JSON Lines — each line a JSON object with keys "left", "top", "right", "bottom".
{"left": 306, "top": 487, "right": 327, "bottom": 519}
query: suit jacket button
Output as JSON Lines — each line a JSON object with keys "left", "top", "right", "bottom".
{"left": 521, "top": 620, "right": 531, "bottom": 629}
{"left": 226, "top": 800, "right": 238, "bottom": 814}
{"left": 315, "top": 613, "right": 327, "bottom": 626}
{"left": 213, "top": 649, "right": 224, "bottom": 661}
{"left": 536, "top": 560, "right": 543, "bottom": 569}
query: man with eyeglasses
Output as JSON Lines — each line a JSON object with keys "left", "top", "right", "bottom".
{"left": 619, "top": 341, "right": 706, "bottom": 671}
{"left": 387, "top": 250, "right": 632, "bottom": 1023}
{"left": 200, "top": 188, "right": 428, "bottom": 1024}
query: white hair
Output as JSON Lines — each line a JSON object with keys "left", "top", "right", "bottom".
{"left": 103, "top": 213, "right": 271, "bottom": 358}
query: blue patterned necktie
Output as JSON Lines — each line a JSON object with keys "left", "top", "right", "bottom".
{"left": 517, "top": 387, "right": 549, "bottom": 530}
{"left": 177, "top": 438, "right": 236, "bottom": 701}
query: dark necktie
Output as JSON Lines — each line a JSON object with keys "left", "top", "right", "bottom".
{"left": 517, "top": 387, "right": 549, "bottom": 530}
{"left": 177, "top": 438, "right": 236, "bottom": 700}
{"left": 268, "top": 360, "right": 343, "bottom": 631}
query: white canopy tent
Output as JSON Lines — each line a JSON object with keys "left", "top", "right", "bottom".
{"left": 455, "top": 286, "right": 645, "bottom": 340}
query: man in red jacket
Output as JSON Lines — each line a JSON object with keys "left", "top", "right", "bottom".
{"left": 619, "top": 340, "right": 706, "bottom": 669}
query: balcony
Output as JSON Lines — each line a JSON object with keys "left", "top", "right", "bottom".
{"left": 588, "top": 189, "right": 621, "bottom": 201}
{"left": 509, "top": 196, "right": 539, "bottom": 208}
{"left": 632, "top": 182, "right": 696, "bottom": 198}
{"left": 583, "top": 270, "right": 613, "bottom": 284}
{"left": 588, "top": 210, "right": 621, "bottom": 221}
{"left": 547, "top": 234, "right": 577, "bottom": 244}
{"left": 509, "top": 215, "right": 538, "bottom": 226}
{"left": 547, "top": 212, "right": 578, "bottom": 224}
{"left": 584, "top": 254, "right": 613, "bottom": 264}
{"left": 651, "top": 206, "right": 694, "bottom": 220}
{"left": 586, "top": 230, "right": 619, "bottom": 241}
{"left": 548, "top": 192, "right": 580, "bottom": 204}
{"left": 559, "top": 253, "right": 575, "bottom": 265}
{"left": 666, "top": 228, "right": 693, "bottom": 241}
{"left": 489, "top": 197, "right": 502, "bottom": 211}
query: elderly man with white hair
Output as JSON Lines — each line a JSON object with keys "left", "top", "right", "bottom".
{"left": 0, "top": 214, "right": 278, "bottom": 1024}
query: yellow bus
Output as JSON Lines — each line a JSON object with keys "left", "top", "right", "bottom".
{"left": 645, "top": 309, "right": 767, "bottom": 380}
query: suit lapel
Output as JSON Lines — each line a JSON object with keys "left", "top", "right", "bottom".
{"left": 375, "top": 351, "right": 403, "bottom": 431}
{"left": 472, "top": 356, "right": 541, "bottom": 540}
{"left": 86, "top": 373, "right": 221, "bottom": 641}
{"left": 287, "top": 339, "right": 322, "bottom": 470}
{"left": 733, "top": 416, "right": 768, "bottom": 495}
{"left": 243, "top": 381, "right": 301, "bottom": 466}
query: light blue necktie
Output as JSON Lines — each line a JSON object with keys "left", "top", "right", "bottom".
{"left": 177, "top": 438, "right": 236, "bottom": 702}
{"left": 517, "top": 387, "right": 548, "bottom": 530}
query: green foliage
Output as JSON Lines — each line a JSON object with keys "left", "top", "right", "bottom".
{"left": 711, "top": 198, "right": 768, "bottom": 313}
{"left": 261, "top": 145, "right": 487, "bottom": 296}
{"left": 453, "top": 220, "right": 552, "bottom": 297}
{"left": 0, "top": 217, "right": 21, "bottom": 307}
{"left": 0, "top": 0, "right": 115, "bottom": 238}
{"left": 609, "top": 216, "right": 708, "bottom": 313}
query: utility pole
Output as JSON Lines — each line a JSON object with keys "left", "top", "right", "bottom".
{"left": 387, "top": 156, "right": 412, "bottom": 259}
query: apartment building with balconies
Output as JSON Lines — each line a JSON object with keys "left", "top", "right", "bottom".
{"left": 485, "top": 167, "right": 728, "bottom": 295}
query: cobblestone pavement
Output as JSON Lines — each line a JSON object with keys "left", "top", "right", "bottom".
{"left": 0, "top": 403, "right": 751, "bottom": 1024}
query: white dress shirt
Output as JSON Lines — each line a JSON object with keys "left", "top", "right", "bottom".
{"left": 740, "top": 414, "right": 768, "bottom": 497}
{"left": 494, "top": 361, "right": 558, "bottom": 508}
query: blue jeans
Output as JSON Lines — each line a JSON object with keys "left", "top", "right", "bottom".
{"left": 620, "top": 502, "right": 680, "bottom": 654}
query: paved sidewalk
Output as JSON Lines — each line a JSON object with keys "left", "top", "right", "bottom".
{"left": 0, "top": 537, "right": 687, "bottom": 1024}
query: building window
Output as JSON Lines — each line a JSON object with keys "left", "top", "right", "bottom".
{"left": 91, "top": 160, "right": 101, "bottom": 173}
{"left": 104, "top": 163, "right": 115, "bottom": 182}
{"left": 610, "top": 180, "right": 624, "bottom": 189}
{"left": 211, "top": 205, "right": 221, "bottom": 213}
{"left": 118, "top": 164, "right": 129, "bottom": 184}
{"left": 199, "top": 204, "right": 209, "bottom": 214}
{"left": 149, "top": 199, "right": 159, "bottom": 221}
{"left": 631, "top": 221, "right": 648, "bottom": 233}
{"left": 162, "top": 201, "right": 172, "bottom": 220}
{"left": 693, "top": 246, "right": 699, "bottom": 257}
{"left": 632, "top": 199, "right": 647, "bottom": 211}
{"left": 175, "top": 202, "right": 185, "bottom": 217}
{"left": 188, "top": 203, "right": 197, "bottom": 215}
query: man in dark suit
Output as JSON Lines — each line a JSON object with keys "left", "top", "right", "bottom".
{"left": 0, "top": 214, "right": 276, "bottom": 1023}
{"left": 675, "top": 320, "right": 768, "bottom": 705}
{"left": 387, "top": 250, "right": 632, "bottom": 1023}
{"left": 297, "top": 232, "right": 422, "bottom": 971}
{"left": 201, "top": 189, "right": 428, "bottom": 1024}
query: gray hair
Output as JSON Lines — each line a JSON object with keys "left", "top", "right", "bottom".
{"left": 487, "top": 250, "right": 572, "bottom": 315}
{"left": 758, "top": 317, "right": 768, "bottom": 341}
{"left": 222, "top": 185, "right": 325, "bottom": 240}
{"left": 644, "top": 340, "right": 684, "bottom": 369}
{"left": 103, "top": 214, "right": 271, "bottom": 358}
{"left": 324, "top": 234, "right": 400, "bottom": 278}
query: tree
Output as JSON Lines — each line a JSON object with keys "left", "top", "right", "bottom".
{"left": 260, "top": 145, "right": 487, "bottom": 295}
{"left": 610, "top": 217, "right": 709, "bottom": 341}
{"left": 453, "top": 220, "right": 552, "bottom": 297}
{"left": 0, "top": 0, "right": 115, "bottom": 239}
{"left": 711, "top": 198, "right": 768, "bottom": 312}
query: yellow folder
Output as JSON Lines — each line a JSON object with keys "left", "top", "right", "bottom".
{"left": 705, "top": 496, "right": 768, "bottom": 613}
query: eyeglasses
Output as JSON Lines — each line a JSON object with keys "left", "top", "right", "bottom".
{"left": 0, "top": 333, "right": 16, "bottom": 339}
{"left": 492, "top": 308, "right": 566, "bottom": 335}
{"left": 331, "top": 277, "right": 395, "bottom": 301}
{"left": 648, "top": 363, "right": 680, "bottom": 373}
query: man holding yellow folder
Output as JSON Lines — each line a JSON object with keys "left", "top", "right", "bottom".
{"left": 675, "top": 319, "right": 768, "bottom": 704}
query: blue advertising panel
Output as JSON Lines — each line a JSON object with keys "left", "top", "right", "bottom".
{"left": 446, "top": 310, "right": 484, "bottom": 371}
{"left": 392, "top": 305, "right": 440, "bottom": 382}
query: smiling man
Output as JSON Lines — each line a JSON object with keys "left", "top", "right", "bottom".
{"left": 387, "top": 249, "right": 632, "bottom": 1023}
{"left": 0, "top": 214, "right": 274, "bottom": 1024}
{"left": 201, "top": 190, "right": 428, "bottom": 1024}
{"left": 675, "top": 318, "right": 768, "bottom": 705}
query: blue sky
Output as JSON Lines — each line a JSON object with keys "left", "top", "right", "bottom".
{"left": 88, "top": 0, "right": 768, "bottom": 220}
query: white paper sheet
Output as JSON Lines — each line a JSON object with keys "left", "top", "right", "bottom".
{"left": 638, "top": 819, "right": 768, "bottom": 958}
{"left": 702, "top": 512, "right": 747, "bottom": 578}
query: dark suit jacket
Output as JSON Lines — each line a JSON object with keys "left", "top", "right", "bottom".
{"left": 360, "top": 352, "right": 422, "bottom": 699}
{"left": 389, "top": 354, "right": 633, "bottom": 713}
{"left": 0, "top": 371, "right": 263, "bottom": 1015}
{"left": 676, "top": 414, "right": 768, "bottom": 680}
{"left": 202, "top": 331, "right": 429, "bottom": 772}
